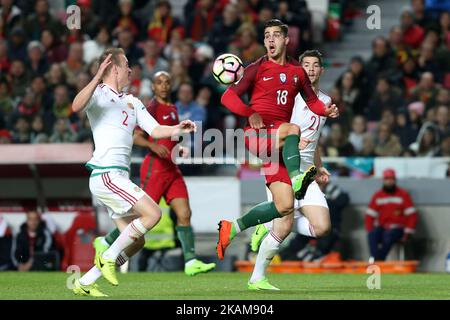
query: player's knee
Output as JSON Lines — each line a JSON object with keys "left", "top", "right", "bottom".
{"left": 276, "top": 223, "right": 292, "bottom": 239}
{"left": 141, "top": 207, "right": 162, "bottom": 227}
{"left": 287, "top": 123, "right": 300, "bottom": 136}
{"left": 312, "top": 222, "right": 331, "bottom": 237}
{"left": 274, "top": 200, "right": 294, "bottom": 216}
{"left": 177, "top": 208, "right": 191, "bottom": 225}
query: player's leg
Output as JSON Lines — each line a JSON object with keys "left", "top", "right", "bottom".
{"left": 379, "top": 228, "right": 404, "bottom": 261}
{"left": 170, "top": 197, "right": 216, "bottom": 275}
{"left": 277, "top": 123, "right": 317, "bottom": 200}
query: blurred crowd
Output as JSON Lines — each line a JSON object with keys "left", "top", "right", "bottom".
{"left": 0, "top": 0, "right": 318, "bottom": 146}
{"left": 0, "top": 0, "right": 448, "bottom": 159}
{"left": 320, "top": 0, "right": 450, "bottom": 158}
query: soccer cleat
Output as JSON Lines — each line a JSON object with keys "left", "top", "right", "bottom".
{"left": 185, "top": 259, "right": 216, "bottom": 276}
{"left": 93, "top": 237, "right": 109, "bottom": 265}
{"left": 216, "top": 220, "right": 234, "bottom": 260}
{"left": 95, "top": 254, "right": 118, "bottom": 286}
{"left": 248, "top": 277, "right": 280, "bottom": 291}
{"left": 250, "top": 224, "right": 269, "bottom": 252}
{"left": 292, "top": 165, "right": 317, "bottom": 200}
{"left": 72, "top": 279, "right": 108, "bottom": 297}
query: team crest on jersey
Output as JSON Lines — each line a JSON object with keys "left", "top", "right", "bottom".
{"left": 127, "top": 103, "right": 134, "bottom": 110}
{"left": 279, "top": 73, "right": 287, "bottom": 83}
{"left": 293, "top": 75, "right": 298, "bottom": 85}
{"left": 171, "top": 112, "right": 176, "bottom": 120}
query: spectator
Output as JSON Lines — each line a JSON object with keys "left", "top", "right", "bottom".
{"left": 394, "top": 109, "right": 420, "bottom": 149}
{"left": 0, "top": 215, "right": 15, "bottom": 271}
{"left": 180, "top": 40, "right": 206, "bottom": 83}
{"left": 60, "top": 42, "right": 84, "bottom": 87}
{"left": 359, "top": 132, "right": 376, "bottom": 157}
{"left": 229, "top": 23, "right": 266, "bottom": 65}
{"left": 176, "top": 82, "right": 206, "bottom": 124}
{"left": 7, "top": 59, "right": 28, "bottom": 99}
{"left": 367, "top": 77, "right": 404, "bottom": 121}
{"left": 163, "top": 27, "right": 185, "bottom": 62}
{"left": 45, "top": 63, "right": 67, "bottom": 92}
{"left": 139, "top": 39, "right": 169, "bottom": 80}
{"left": 0, "top": 77, "right": 13, "bottom": 120}
{"left": 401, "top": 58, "right": 419, "bottom": 98}
{"left": 337, "top": 71, "right": 360, "bottom": 119}
{"left": 185, "top": 0, "right": 219, "bottom": 42}
{"left": 146, "top": 0, "right": 180, "bottom": 47}
{"left": 389, "top": 26, "right": 406, "bottom": 65}
{"left": 78, "top": 0, "right": 101, "bottom": 39}
{"left": 255, "top": 6, "right": 274, "bottom": 43}
{"left": 40, "top": 29, "right": 67, "bottom": 64}
{"left": 381, "top": 108, "right": 396, "bottom": 130}
{"left": 411, "top": 0, "right": 432, "bottom": 28}
{"left": 436, "top": 130, "right": 450, "bottom": 156}
{"left": 75, "top": 114, "right": 92, "bottom": 143}
{"left": 435, "top": 105, "right": 450, "bottom": 137}
{"left": 30, "top": 75, "right": 51, "bottom": 112}
{"left": 51, "top": 85, "right": 73, "bottom": 120}
{"left": 374, "top": 122, "right": 402, "bottom": 156}
{"left": 417, "top": 40, "right": 441, "bottom": 80}
{"left": 116, "top": 28, "right": 143, "bottom": 65}
{"left": 409, "top": 72, "right": 440, "bottom": 110}
{"left": 24, "top": 0, "right": 63, "bottom": 41}
{"left": 49, "top": 118, "right": 76, "bottom": 143}
{"left": 11, "top": 116, "right": 31, "bottom": 144}
{"left": 0, "top": 0, "right": 22, "bottom": 37}
{"left": 365, "top": 36, "right": 398, "bottom": 90}
{"left": 7, "top": 27, "right": 27, "bottom": 62}
{"left": 75, "top": 72, "right": 91, "bottom": 95}
{"left": 323, "top": 122, "right": 355, "bottom": 157}
{"left": 170, "top": 59, "right": 191, "bottom": 100}
{"left": 0, "top": 39, "right": 10, "bottom": 73}
{"left": 109, "top": 0, "right": 141, "bottom": 39}
{"left": 349, "top": 115, "right": 367, "bottom": 153}
{"left": 26, "top": 41, "right": 49, "bottom": 77}
{"left": 83, "top": 24, "right": 111, "bottom": 64}
{"left": 14, "top": 89, "right": 40, "bottom": 120}
{"left": 128, "top": 62, "right": 151, "bottom": 98}
{"left": 14, "top": 210, "right": 56, "bottom": 271}
{"left": 30, "top": 114, "right": 49, "bottom": 144}
{"left": 208, "top": 3, "right": 241, "bottom": 55}
{"left": 348, "top": 56, "right": 369, "bottom": 99}
{"left": 436, "top": 88, "right": 450, "bottom": 107}
{"left": 400, "top": 9, "right": 425, "bottom": 49}
{"left": 409, "top": 122, "right": 440, "bottom": 156}
{"left": 0, "top": 128, "right": 12, "bottom": 144}
{"left": 365, "top": 168, "right": 418, "bottom": 261}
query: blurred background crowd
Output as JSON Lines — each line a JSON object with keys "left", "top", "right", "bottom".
{"left": 0, "top": 0, "right": 449, "bottom": 160}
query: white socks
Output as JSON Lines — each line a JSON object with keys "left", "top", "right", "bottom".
{"left": 79, "top": 252, "right": 129, "bottom": 286}
{"left": 102, "top": 218, "right": 147, "bottom": 260}
{"left": 249, "top": 231, "right": 281, "bottom": 283}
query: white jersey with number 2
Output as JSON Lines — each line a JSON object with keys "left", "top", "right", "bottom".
{"left": 290, "top": 90, "right": 331, "bottom": 172}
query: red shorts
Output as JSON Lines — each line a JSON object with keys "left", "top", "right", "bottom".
{"left": 140, "top": 156, "right": 188, "bottom": 204}
{"left": 244, "top": 122, "right": 291, "bottom": 186}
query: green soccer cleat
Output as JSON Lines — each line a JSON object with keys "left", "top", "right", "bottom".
{"left": 95, "top": 254, "right": 118, "bottom": 286}
{"left": 93, "top": 237, "right": 109, "bottom": 265}
{"left": 185, "top": 259, "right": 216, "bottom": 276}
{"left": 291, "top": 165, "right": 318, "bottom": 200}
{"left": 251, "top": 224, "right": 269, "bottom": 252}
{"left": 248, "top": 277, "right": 280, "bottom": 291}
{"left": 72, "top": 279, "right": 108, "bottom": 297}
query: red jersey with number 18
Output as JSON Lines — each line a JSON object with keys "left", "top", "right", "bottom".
{"left": 226, "top": 55, "right": 325, "bottom": 124}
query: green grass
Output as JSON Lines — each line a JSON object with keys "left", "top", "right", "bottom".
{"left": 0, "top": 272, "right": 449, "bottom": 300}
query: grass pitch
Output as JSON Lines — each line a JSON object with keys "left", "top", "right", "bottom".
{"left": 0, "top": 272, "right": 449, "bottom": 300}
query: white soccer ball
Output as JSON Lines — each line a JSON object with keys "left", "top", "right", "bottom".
{"left": 212, "top": 53, "right": 244, "bottom": 85}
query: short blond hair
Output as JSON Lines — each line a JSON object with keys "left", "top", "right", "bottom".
{"left": 98, "top": 48, "right": 126, "bottom": 79}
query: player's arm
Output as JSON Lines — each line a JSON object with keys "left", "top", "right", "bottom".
{"left": 133, "top": 129, "right": 170, "bottom": 159}
{"left": 72, "top": 54, "right": 112, "bottom": 112}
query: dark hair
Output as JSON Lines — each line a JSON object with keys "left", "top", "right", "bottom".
{"left": 299, "top": 50, "right": 323, "bottom": 66}
{"left": 263, "top": 19, "right": 288, "bottom": 37}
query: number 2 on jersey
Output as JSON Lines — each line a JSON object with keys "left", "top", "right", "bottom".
{"left": 122, "top": 111, "right": 129, "bottom": 126}
{"left": 308, "top": 115, "right": 320, "bottom": 131}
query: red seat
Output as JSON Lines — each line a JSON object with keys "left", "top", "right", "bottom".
{"left": 61, "top": 211, "right": 97, "bottom": 271}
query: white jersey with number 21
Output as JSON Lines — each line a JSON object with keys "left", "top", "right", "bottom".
{"left": 290, "top": 90, "right": 331, "bottom": 172}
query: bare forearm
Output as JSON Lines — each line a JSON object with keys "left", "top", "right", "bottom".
{"left": 151, "top": 125, "right": 179, "bottom": 140}
{"left": 314, "top": 147, "right": 323, "bottom": 168}
{"left": 72, "top": 76, "right": 100, "bottom": 112}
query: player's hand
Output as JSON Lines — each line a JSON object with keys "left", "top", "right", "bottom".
{"left": 324, "top": 103, "right": 339, "bottom": 118}
{"left": 94, "top": 53, "right": 112, "bottom": 83}
{"left": 299, "top": 138, "right": 315, "bottom": 150}
{"left": 178, "top": 120, "right": 197, "bottom": 133}
{"left": 178, "top": 146, "right": 190, "bottom": 158}
{"left": 149, "top": 143, "right": 170, "bottom": 158}
{"left": 316, "top": 166, "right": 331, "bottom": 185}
{"left": 249, "top": 112, "right": 265, "bottom": 129}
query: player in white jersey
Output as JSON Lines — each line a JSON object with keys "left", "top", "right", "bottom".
{"left": 248, "top": 50, "right": 336, "bottom": 291}
{"left": 69, "top": 48, "right": 197, "bottom": 297}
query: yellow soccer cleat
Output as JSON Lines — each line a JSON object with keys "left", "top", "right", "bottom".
{"left": 248, "top": 277, "right": 280, "bottom": 291}
{"left": 185, "top": 259, "right": 216, "bottom": 276}
{"left": 95, "top": 254, "right": 118, "bottom": 286}
{"left": 72, "top": 279, "right": 108, "bottom": 297}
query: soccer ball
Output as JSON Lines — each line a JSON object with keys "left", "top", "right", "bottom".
{"left": 212, "top": 53, "right": 244, "bottom": 85}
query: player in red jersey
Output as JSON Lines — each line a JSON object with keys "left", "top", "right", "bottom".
{"left": 216, "top": 19, "right": 338, "bottom": 260}
{"left": 96, "top": 71, "right": 216, "bottom": 276}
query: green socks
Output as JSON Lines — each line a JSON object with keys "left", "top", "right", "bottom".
{"left": 105, "top": 228, "right": 120, "bottom": 245}
{"left": 283, "top": 134, "right": 301, "bottom": 178}
{"left": 176, "top": 226, "right": 196, "bottom": 262}
{"left": 236, "top": 201, "right": 282, "bottom": 234}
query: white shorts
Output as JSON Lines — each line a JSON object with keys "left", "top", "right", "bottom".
{"left": 89, "top": 169, "right": 145, "bottom": 219}
{"left": 266, "top": 181, "right": 328, "bottom": 217}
